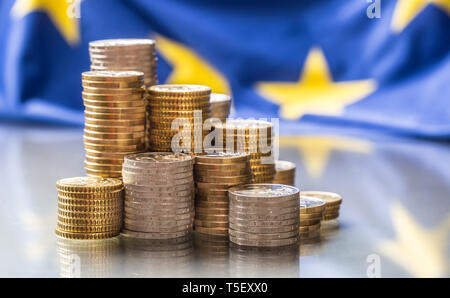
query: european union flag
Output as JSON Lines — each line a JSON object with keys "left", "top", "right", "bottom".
{"left": 0, "top": 0, "right": 449, "bottom": 138}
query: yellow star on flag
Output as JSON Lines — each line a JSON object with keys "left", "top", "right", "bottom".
{"left": 155, "top": 35, "right": 230, "bottom": 94}
{"left": 391, "top": 0, "right": 450, "bottom": 32}
{"left": 378, "top": 202, "right": 449, "bottom": 277}
{"left": 11, "top": 0, "right": 80, "bottom": 45}
{"left": 256, "top": 48, "right": 377, "bottom": 120}
{"left": 280, "top": 136, "right": 373, "bottom": 179}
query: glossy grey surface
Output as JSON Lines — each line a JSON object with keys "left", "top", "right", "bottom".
{"left": 0, "top": 123, "right": 449, "bottom": 277}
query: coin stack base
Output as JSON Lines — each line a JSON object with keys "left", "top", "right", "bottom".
{"left": 122, "top": 153, "right": 195, "bottom": 239}
{"left": 273, "top": 160, "right": 296, "bottom": 186}
{"left": 194, "top": 153, "right": 252, "bottom": 236}
{"left": 55, "top": 177, "right": 123, "bottom": 240}
{"left": 299, "top": 196, "right": 326, "bottom": 241}
{"left": 229, "top": 184, "right": 300, "bottom": 247}
{"left": 210, "top": 93, "right": 232, "bottom": 123}
{"left": 302, "top": 191, "right": 342, "bottom": 221}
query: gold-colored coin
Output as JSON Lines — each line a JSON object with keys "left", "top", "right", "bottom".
{"left": 57, "top": 203, "right": 122, "bottom": 213}
{"left": 194, "top": 220, "right": 229, "bottom": 228}
{"left": 83, "top": 98, "right": 146, "bottom": 108}
{"left": 82, "top": 80, "right": 143, "bottom": 88}
{"left": 57, "top": 215, "right": 122, "bottom": 226}
{"left": 84, "top": 142, "right": 145, "bottom": 152}
{"left": 57, "top": 222, "right": 121, "bottom": 233}
{"left": 195, "top": 226, "right": 228, "bottom": 236}
{"left": 55, "top": 228, "right": 119, "bottom": 240}
{"left": 83, "top": 129, "right": 145, "bottom": 140}
{"left": 82, "top": 92, "right": 144, "bottom": 101}
{"left": 84, "top": 117, "right": 145, "bottom": 126}
{"left": 82, "top": 70, "right": 144, "bottom": 81}
{"left": 57, "top": 189, "right": 122, "bottom": 199}
{"left": 84, "top": 105, "right": 145, "bottom": 114}
{"left": 300, "top": 196, "right": 326, "bottom": 214}
{"left": 84, "top": 111, "right": 146, "bottom": 121}
{"left": 84, "top": 123, "right": 145, "bottom": 133}
{"left": 56, "top": 177, "right": 122, "bottom": 193}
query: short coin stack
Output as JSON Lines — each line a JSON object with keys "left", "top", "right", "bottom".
{"left": 210, "top": 93, "right": 232, "bottom": 122}
{"left": 302, "top": 191, "right": 342, "bottom": 221}
{"left": 194, "top": 153, "right": 252, "bottom": 236}
{"left": 216, "top": 120, "right": 275, "bottom": 183}
{"left": 299, "top": 196, "right": 326, "bottom": 241}
{"left": 82, "top": 71, "right": 146, "bottom": 178}
{"left": 121, "top": 152, "right": 195, "bottom": 239}
{"left": 273, "top": 160, "right": 296, "bottom": 186}
{"left": 55, "top": 177, "right": 123, "bottom": 240}
{"left": 147, "top": 84, "right": 211, "bottom": 152}
{"left": 89, "top": 39, "right": 158, "bottom": 88}
{"left": 228, "top": 184, "right": 300, "bottom": 247}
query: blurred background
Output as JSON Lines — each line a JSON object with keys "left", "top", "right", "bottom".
{"left": 0, "top": 0, "right": 448, "bottom": 278}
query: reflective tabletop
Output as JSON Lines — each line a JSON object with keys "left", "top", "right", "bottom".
{"left": 0, "top": 123, "right": 449, "bottom": 278}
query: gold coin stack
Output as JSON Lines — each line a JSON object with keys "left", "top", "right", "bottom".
{"left": 147, "top": 84, "right": 211, "bottom": 152}
{"left": 82, "top": 71, "right": 146, "bottom": 178}
{"left": 299, "top": 196, "right": 326, "bottom": 242}
{"left": 216, "top": 119, "right": 275, "bottom": 183}
{"left": 55, "top": 177, "right": 123, "bottom": 240}
{"left": 302, "top": 191, "right": 342, "bottom": 221}
{"left": 194, "top": 153, "right": 252, "bottom": 236}
{"left": 89, "top": 39, "right": 158, "bottom": 87}
{"left": 121, "top": 152, "right": 195, "bottom": 239}
{"left": 210, "top": 93, "right": 232, "bottom": 122}
{"left": 273, "top": 160, "right": 296, "bottom": 186}
{"left": 228, "top": 184, "right": 300, "bottom": 247}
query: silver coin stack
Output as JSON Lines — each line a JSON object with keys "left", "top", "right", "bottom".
{"left": 89, "top": 39, "right": 158, "bottom": 88}
{"left": 228, "top": 184, "right": 300, "bottom": 247}
{"left": 121, "top": 152, "right": 195, "bottom": 239}
{"left": 210, "top": 93, "right": 232, "bottom": 122}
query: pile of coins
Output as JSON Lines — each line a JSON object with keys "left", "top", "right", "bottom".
{"left": 82, "top": 71, "right": 146, "bottom": 178}
{"left": 194, "top": 153, "right": 252, "bottom": 236}
{"left": 55, "top": 177, "right": 123, "bottom": 240}
{"left": 147, "top": 84, "right": 211, "bottom": 152}
{"left": 302, "top": 191, "right": 342, "bottom": 221}
{"left": 121, "top": 152, "right": 195, "bottom": 239}
{"left": 215, "top": 119, "right": 275, "bottom": 183}
{"left": 273, "top": 160, "right": 296, "bottom": 186}
{"left": 89, "top": 39, "right": 158, "bottom": 87}
{"left": 299, "top": 196, "right": 326, "bottom": 241}
{"left": 210, "top": 93, "right": 231, "bottom": 122}
{"left": 228, "top": 184, "right": 300, "bottom": 247}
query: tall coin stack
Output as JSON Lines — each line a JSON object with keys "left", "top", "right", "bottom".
{"left": 194, "top": 153, "right": 252, "bottom": 236}
{"left": 55, "top": 177, "right": 123, "bottom": 240}
{"left": 299, "top": 196, "right": 326, "bottom": 241}
{"left": 228, "top": 184, "right": 300, "bottom": 247}
{"left": 216, "top": 119, "right": 275, "bottom": 183}
{"left": 82, "top": 71, "right": 146, "bottom": 178}
{"left": 147, "top": 84, "right": 211, "bottom": 152}
{"left": 89, "top": 39, "right": 158, "bottom": 87}
{"left": 302, "top": 191, "right": 342, "bottom": 221}
{"left": 273, "top": 160, "right": 296, "bottom": 186}
{"left": 121, "top": 153, "right": 195, "bottom": 239}
{"left": 210, "top": 93, "right": 232, "bottom": 122}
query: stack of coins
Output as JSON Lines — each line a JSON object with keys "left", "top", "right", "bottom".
{"left": 82, "top": 71, "right": 146, "bottom": 178}
{"left": 147, "top": 84, "right": 211, "bottom": 152}
{"left": 302, "top": 191, "right": 342, "bottom": 221}
{"left": 89, "top": 39, "right": 158, "bottom": 87}
{"left": 299, "top": 196, "right": 326, "bottom": 241}
{"left": 210, "top": 93, "right": 231, "bottom": 122}
{"left": 273, "top": 160, "right": 296, "bottom": 186}
{"left": 215, "top": 119, "right": 275, "bottom": 183}
{"left": 121, "top": 152, "right": 195, "bottom": 239}
{"left": 194, "top": 153, "right": 252, "bottom": 236}
{"left": 55, "top": 177, "right": 123, "bottom": 240}
{"left": 56, "top": 238, "right": 120, "bottom": 277}
{"left": 228, "top": 184, "right": 300, "bottom": 247}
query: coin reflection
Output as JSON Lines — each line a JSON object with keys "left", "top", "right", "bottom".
{"left": 122, "top": 235, "right": 194, "bottom": 277}
{"left": 229, "top": 242, "right": 299, "bottom": 277}
{"left": 56, "top": 237, "right": 121, "bottom": 278}
{"left": 193, "top": 232, "right": 230, "bottom": 277}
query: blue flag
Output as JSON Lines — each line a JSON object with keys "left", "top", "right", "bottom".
{"left": 0, "top": 0, "right": 449, "bottom": 138}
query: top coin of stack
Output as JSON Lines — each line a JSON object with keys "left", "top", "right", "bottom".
{"left": 194, "top": 152, "right": 252, "bottom": 236}
{"left": 147, "top": 84, "right": 211, "bottom": 153}
{"left": 272, "top": 160, "right": 296, "bottom": 186}
{"left": 82, "top": 71, "right": 147, "bottom": 178}
{"left": 121, "top": 152, "right": 195, "bottom": 240}
{"left": 301, "top": 191, "right": 342, "bottom": 221}
{"left": 210, "top": 93, "right": 232, "bottom": 122}
{"left": 228, "top": 184, "right": 300, "bottom": 247}
{"left": 89, "top": 39, "right": 158, "bottom": 87}
{"left": 215, "top": 119, "right": 275, "bottom": 183}
{"left": 299, "top": 196, "right": 326, "bottom": 241}
{"left": 55, "top": 177, "right": 124, "bottom": 240}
